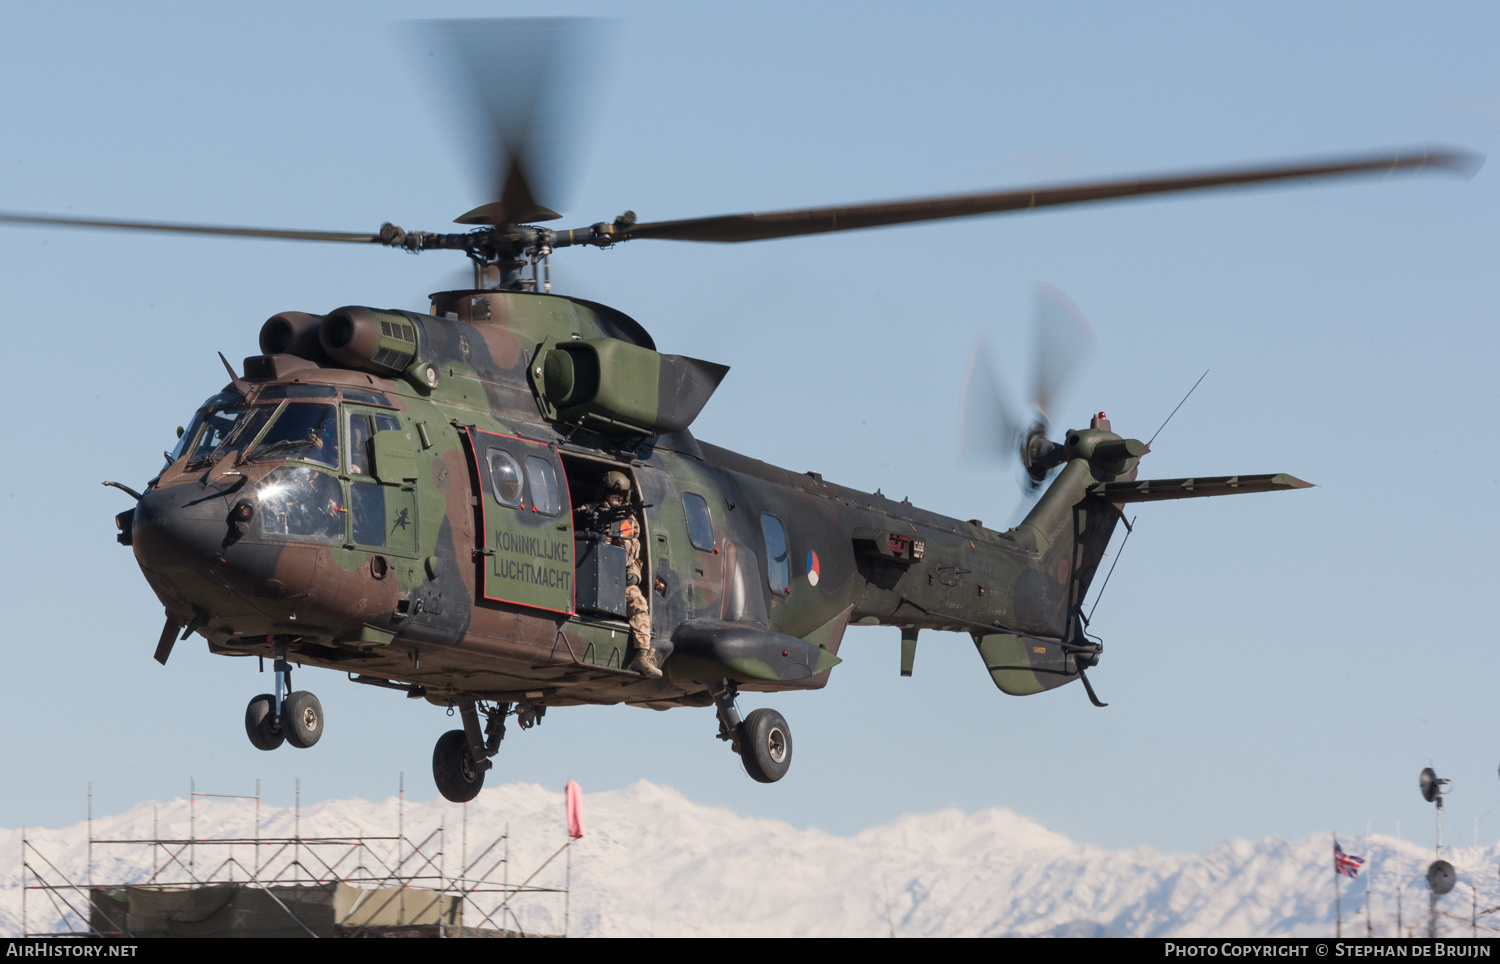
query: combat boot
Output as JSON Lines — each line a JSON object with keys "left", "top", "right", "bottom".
{"left": 631, "top": 646, "right": 663, "bottom": 679}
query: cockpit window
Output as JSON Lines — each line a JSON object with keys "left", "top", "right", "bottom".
{"left": 173, "top": 393, "right": 243, "bottom": 465}
{"left": 247, "top": 403, "right": 339, "bottom": 468}
{"left": 341, "top": 389, "right": 396, "bottom": 409}
{"left": 255, "top": 465, "right": 346, "bottom": 544}
{"left": 205, "top": 405, "right": 277, "bottom": 464}
{"left": 167, "top": 411, "right": 208, "bottom": 465}
{"left": 255, "top": 385, "right": 338, "bottom": 401}
{"left": 348, "top": 411, "right": 402, "bottom": 475}
{"left": 186, "top": 406, "right": 251, "bottom": 463}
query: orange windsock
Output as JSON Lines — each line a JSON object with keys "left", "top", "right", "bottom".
{"left": 565, "top": 780, "right": 584, "bottom": 839}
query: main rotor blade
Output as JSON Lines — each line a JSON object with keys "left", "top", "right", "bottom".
{"left": 625, "top": 148, "right": 1481, "bottom": 243}
{"left": 0, "top": 211, "right": 379, "bottom": 243}
{"left": 411, "top": 18, "right": 613, "bottom": 226}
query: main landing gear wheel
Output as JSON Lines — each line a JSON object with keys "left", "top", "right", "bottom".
{"left": 282, "top": 691, "right": 324, "bottom": 749}
{"left": 738, "top": 708, "right": 792, "bottom": 784}
{"left": 244, "top": 693, "right": 284, "bottom": 751}
{"left": 433, "top": 729, "right": 484, "bottom": 803}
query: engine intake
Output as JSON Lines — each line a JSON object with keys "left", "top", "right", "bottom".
{"left": 534, "top": 338, "right": 729, "bottom": 435}
{"left": 320, "top": 306, "right": 420, "bottom": 376}
{"left": 259, "top": 311, "right": 328, "bottom": 363}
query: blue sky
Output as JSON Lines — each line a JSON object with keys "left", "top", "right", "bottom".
{"left": 1, "top": 1, "right": 1497, "bottom": 856}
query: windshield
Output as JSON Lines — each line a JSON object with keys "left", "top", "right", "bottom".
{"left": 255, "top": 465, "right": 346, "bottom": 544}
{"left": 166, "top": 411, "right": 207, "bottom": 467}
{"left": 183, "top": 406, "right": 250, "bottom": 464}
{"left": 246, "top": 403, "right": 339, "bottom": 468}
{"left": 200, "top": 406, "right": 276, "bottom": 465}
{"left": 167, "top": 392, "right": 240, "bottom": 467}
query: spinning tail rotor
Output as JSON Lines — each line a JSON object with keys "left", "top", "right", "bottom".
{"left": 958, "top": 284, "right": 1096, "bottom": 495}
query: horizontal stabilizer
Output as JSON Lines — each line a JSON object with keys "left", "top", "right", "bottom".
{"left": 1089, "top": 473, "right": 1312, "bottom": 504}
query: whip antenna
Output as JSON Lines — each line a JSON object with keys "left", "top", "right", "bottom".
{"left": 1147, "top": 370, "right": 1209, "bottom": 447}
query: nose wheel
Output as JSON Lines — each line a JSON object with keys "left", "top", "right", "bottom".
{"left": 245, "top": 693, "right": 284, "bottom": 751}
{"left": 242, "top": 638, "right": 323, "bottom": 751}
{"left": 243, "top": 689, "right": 324, "bottom": 750}
{"left": 282, "top": 690, "right": 323, "bottom": 748}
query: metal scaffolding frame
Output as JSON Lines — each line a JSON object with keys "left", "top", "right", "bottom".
{"left": 20, "top": 779, "right": 573, "bottom": 938}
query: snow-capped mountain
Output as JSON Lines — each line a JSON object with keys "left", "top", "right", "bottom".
{"left": 1, "top": 781, "right": 1492, "bottom": 938}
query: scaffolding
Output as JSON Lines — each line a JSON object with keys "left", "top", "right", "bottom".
{"left": 19, "top": 779, "right": 575, "bottom": 938}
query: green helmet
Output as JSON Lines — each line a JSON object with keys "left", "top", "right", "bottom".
{"left": 603, "top": 471, "right": 632, "bottom": 497}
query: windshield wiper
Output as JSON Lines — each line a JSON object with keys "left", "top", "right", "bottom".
{"left": 247, "top": 434, "right": 320, "bottom": 462}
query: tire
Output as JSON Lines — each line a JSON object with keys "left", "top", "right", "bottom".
{"left": 282, "top": 690, "right": 323, "bottom": 749}
{"left": 432, "top": 729, "right": 485, "bottom": 803}
{"left": 245, "top": 694, "right": 284, "bottom": 751}
{"left": 738, "top": 708, "right": 792, "bottom": 783}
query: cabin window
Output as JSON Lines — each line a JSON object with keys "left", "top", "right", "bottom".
{"left": 525, "top": 456, "right": 562, "bottom": 515}
{"left": 761, "top": 513, "right": 789, "bottom": 594}
{"left": 488, "top": 448, "right": 524, "bottom": 506}
{"left": 684, "top": 493, "right": 715, "bottom": 551}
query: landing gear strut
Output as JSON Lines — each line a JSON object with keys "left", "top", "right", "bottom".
{"left": 709, "top": 681, "right": 793, "bottom": 784}
{"left": 243, "top": 637, "right": 323, "bottom": 751}
{"left": 432, "top": 701, "right": 509, "bottom": 803}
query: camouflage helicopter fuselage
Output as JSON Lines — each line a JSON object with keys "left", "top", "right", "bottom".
{"left": 124, "top": 287, "right": 1305, "bottom": 792}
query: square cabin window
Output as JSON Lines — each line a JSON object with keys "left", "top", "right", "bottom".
{"left": 683, "top": 492, "right": 715, "bottom": 551}
{"left": 760, "top": 513, "right": 789, "bottom": 595}
{"left": 525, "top": 456, "right": 561, "bottom": 515}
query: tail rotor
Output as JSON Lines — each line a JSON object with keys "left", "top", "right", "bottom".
{"left": 958, "top": 284, "right": 1096, "bottom": 496}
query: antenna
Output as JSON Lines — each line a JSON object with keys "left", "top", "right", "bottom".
{"left": 1147, "top": 370, "right": 1208, "bottom": 447}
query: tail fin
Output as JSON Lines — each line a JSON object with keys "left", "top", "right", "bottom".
{"left": 1011, "top": 458, "right": 1124, "bottom": 636}
{"left": 977, "top": 464, "right": 1310, "bottom": 698}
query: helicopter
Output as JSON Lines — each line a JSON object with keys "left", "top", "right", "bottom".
{"left": 0, "top": 22, "right": 1479, "bottom": 804}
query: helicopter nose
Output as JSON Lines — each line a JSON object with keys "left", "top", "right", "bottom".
{"left": 132, "top": 481, "right": 235, "bottom": 574}
{"left": 130, "top": 480, "right": 296, "bottom": 616}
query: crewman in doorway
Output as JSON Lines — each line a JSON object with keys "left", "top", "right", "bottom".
{"left": 576, "top": 471, "right": 661, "bottom": 679}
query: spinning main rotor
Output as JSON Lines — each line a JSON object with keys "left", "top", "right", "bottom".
{"left": 0, "top": 19, "right": 1481, "bottom": 291}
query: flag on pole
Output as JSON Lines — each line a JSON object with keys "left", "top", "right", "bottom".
{"left": 565, "top": 780, "right": 584, "bottom": 839}
{"left": 1334, "top": 840, "right": 1365, "bottom": 879}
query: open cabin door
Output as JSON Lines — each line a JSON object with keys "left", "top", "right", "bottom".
{"left": 465, "top": 428, "right": 575, "bottom": 614}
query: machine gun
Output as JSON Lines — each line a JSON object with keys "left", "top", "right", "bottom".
{"left": 574, "top": 497, "right": 652, "bottom": 539}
